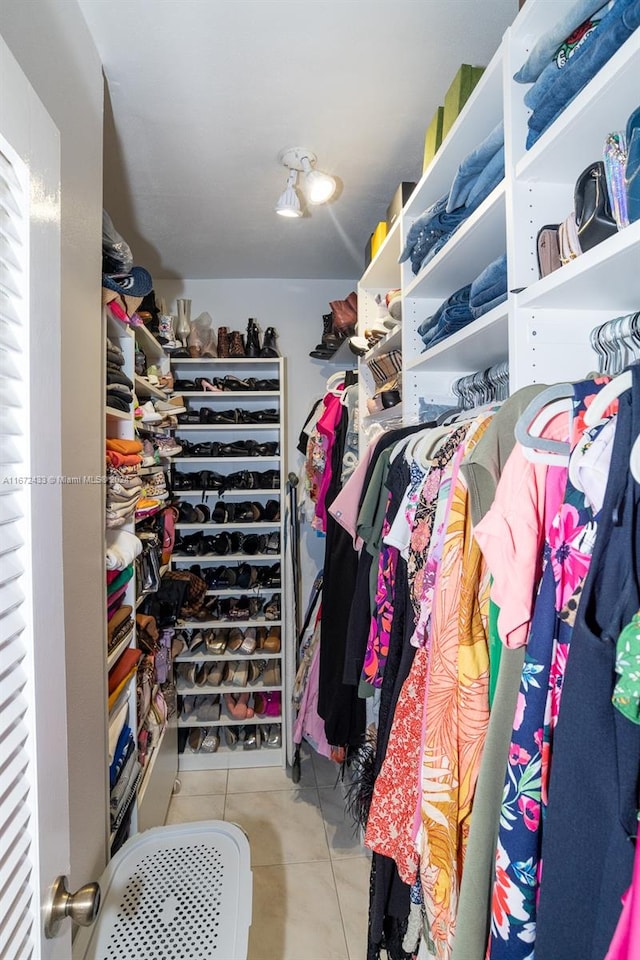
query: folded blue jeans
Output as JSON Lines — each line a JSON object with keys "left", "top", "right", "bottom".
{"left": 470, "top": 291, "right": 508, "bottom": 319}
{"left": 418, "top": 283, "right": 472, "bottom": 340}
{"left": 464, "top": 147, "right": 505, "bottom": 211}
{"left": 421, "top": 285, "right": 473, "bottom": 348}
{"left": 447, "top": 122, "right": 504, "bottom": 212}
{"left": 527, "top": 0, "right": 640, "bottom": 147}
{"left": 469, "top": 254, "right": 508, "bottom": 305}
{"left": 400, "top": 194, "right": 469, "bottom": 267}
{"left": 514, "top": 0, "right": 612, "bottom": 82}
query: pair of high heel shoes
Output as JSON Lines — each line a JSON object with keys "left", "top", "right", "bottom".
{"left": 192, "top": 376, "right": 279, "bottom": 393}
{"left": 177, "top": 407, "right": 279, "bottom": 425}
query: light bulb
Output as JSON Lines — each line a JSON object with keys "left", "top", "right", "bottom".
{"left": 275, "top": 186, "right": 302, "bottom": 218}
{"left": 304, "top": 169, "right": 337, "bottom": 204}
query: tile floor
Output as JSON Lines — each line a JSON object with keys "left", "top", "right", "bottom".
{"left": 165, "top": 746, "right": 370, "bottom": 960}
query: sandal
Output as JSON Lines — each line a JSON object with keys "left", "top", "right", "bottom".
{"left": 239, "top": 626, "right": 257, "bottom": 654}
{"left": 206, "top": 629, "right": 227, "bottom": 655}
{"left": 200, "top": 730, "right": 220, "bottom": 753}
{"left": 224, "top": 691, "right": 254, "bottom": 719}
{"left": 188, "top": 727, "right": 205, "bottom": 752}
{"left": 195, "top": 378, "right": 223, "bottom": 393}
{"left": 226, "top": 628, "right": 244, "bottom": 653}
{"left": 262, "top": 626, "right": 281, "bottom": 652}
{"left": 264, "top": 594, "right": 281, "bottom": 620}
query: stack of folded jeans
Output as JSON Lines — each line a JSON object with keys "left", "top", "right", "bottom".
{"left": 418, "top": 284, "right": 474, "bottom": 350}
{"left": 516, "top": 0, "right": 640, "bottom": 150}
{"left": 469, "top": 254, "right": 508, "bottom": 319}
{"left": 106, "top": 337, "right": 134, "bottom": 412}
{"left": 400, "top": 126, "right": 505, "bottom": 276}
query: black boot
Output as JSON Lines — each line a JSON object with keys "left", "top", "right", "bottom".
{"left": 245, "top": 318, "right": 262, "bottom": 358}
{"left": 309, "top": 313, "right": 341, "bottom": 359}
{"left": 260, "top": 327, "right": 280, "bottom": 357}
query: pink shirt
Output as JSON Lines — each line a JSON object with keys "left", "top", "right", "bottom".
{"left": 473, "top": 414, "right": 568, "bottom": 648}
{"left": 328, "top": 434, "right": 380, "bottom": 549}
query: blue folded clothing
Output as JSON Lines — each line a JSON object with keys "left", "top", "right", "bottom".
{"left": 470, "top": 292, "right": 508, "bottom": 320}
{"left": 469, "top": 254, "right": 507, "bottom": 304}
{"left": 447, "top": 122, "right": 504, "bottom": 212}
{"left": 464, "top": 147, "right": 505, "bottom": 212}
{"left": 400, "top": 194, "right": 470, "bottom": 274}
{"left": 421, "top": 284, "right": 474, "bottom": 349}
{"left": 514, "top": 0, "right": 611, "bottom": 83}
{"left": 527, "top": 0, "right": 640, "bottom": 148}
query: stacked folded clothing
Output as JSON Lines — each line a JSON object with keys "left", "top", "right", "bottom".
{"left": 106, "top": 528, "right": 143, "bottom": 571}
{"left": 106, "top": 338, "right": 134, "bottom": 412}
{"left": 106, "top": 439, "right": 143, "bottom": 528}
{"left": 469, "top": 254, "right": 508, "bottom": 319}
{"left": 107, "top": 603, "right": 134, "bottom": 658}
{"left": 400, "top": 123, "right": 505, "bottom": 276}
{"left": 418, "top": 285, "right": 473, "bottom": 349}
{"left": 515, "top": 0, "right": 640, "bottom": 150}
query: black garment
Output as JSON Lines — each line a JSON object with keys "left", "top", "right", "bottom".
{"left": 106, "top": 392, "right": 131, "bottom": 412}
{"left": 536, "top": 370, "right": 640, "bottom": 960}
{"left": 318, "top": 404, "right": 365, "bottom": 746}
{"left": 342, "top": 423, "right": 431, "bottom": 687}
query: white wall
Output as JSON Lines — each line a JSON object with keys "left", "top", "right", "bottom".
{"left": 157, "top": 277, "right": 357, "bottom": 610}
{"left": 0, "top": 0, "right": 107, "bottom": 888}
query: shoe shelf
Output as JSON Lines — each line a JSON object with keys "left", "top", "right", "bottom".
{"left": 361, "top": 326, "right": 403, "bottom": 363}
{"left": 134, "top": 374, "right": 168, "bottom": 401}
{"left": 174, "top": 488, "right": 282, "bottom": 498}
{"left": 177, "top": 619, "right": 282, "bottom": 630}
{"left": 175, "top": 522, "right": 280, "bottom": 530}
{"left": 169, "top": 357, "right": 281, "bottom": 365}
{"left": 134, "top": 324, "right": 167, "bottom": 363}
{"left": 177, "top": 683, "right": 283, "bottom": 696}
{"left": 106, "top": 406, "right": 132, "bottom": 421}
{"left": 172, "top": 553, "right": 282, "bottom": 563}
{"left": 174, "top": 423, "right": 281, "bottom": 431}
{"left": 176, "top": 390, "right": 280, "bottom": 398}
{"left": 204, "top": 587, "right": 280, "bottom": 596}
{"left": 175, "top": 650, "right": 282, "bottom": 663}
{"left": 177, "top": 714, "right": 282, "bottom": 729}
{"left": 172, "top": 456, "right": 280, "bottom": 464}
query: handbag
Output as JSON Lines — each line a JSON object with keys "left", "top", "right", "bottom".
{"left": 558, "top": 212, "right": 582, "bottom": 265}
{"left": 574, "top": 161, "right": 617, "bottom": 252}
{"left": 536, "top": 224, "right": 561, "bottom": 278}
{"left": 603, "top": 131, "right": 629, "bottom": 229}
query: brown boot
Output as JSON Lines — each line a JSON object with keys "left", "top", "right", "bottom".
{"left": 229, "top": 331, "right": 246, "bottom": 357}
{"left": 217, "top": 327, "right": 230, "bottom": 358}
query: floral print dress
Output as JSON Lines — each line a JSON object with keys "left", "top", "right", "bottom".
{"left": 487, "top": 380, "right": 610, "bottom": 960}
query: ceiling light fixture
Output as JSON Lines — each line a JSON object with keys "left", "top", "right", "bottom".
{"left": 275, "top": 168, "right": 303, "bottom": 218}
{"left": 276, "top": 147, "right": 337, "bottom": 217}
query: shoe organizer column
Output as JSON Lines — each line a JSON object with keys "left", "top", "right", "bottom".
{"left": 168, "top": 356, "right": 287, "bottom": 770}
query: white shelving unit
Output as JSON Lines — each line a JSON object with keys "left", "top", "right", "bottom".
{"left": 105, "top": 310, "right": 177, "bottom": 850}
{"left": 357, "top": 0, "right": 640, "bottom": 429}
{"left": 168, "top": 355, "right": 288, "bottom": 771}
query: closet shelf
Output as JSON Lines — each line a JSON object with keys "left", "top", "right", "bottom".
{"left": 107, "top": 630, "right": 135, "bottom": 671}
{"left": 178, "top": 683, "right": 283, "bottom": 696}
{"left": 169, "top": 357, "right": 281, "bottom": 364}
{"left": 320, "top": 337, "right": 359, "bottom": 368}
{"left": 172, "top": 456, "right": 279, "bottom": 464}
{"left": 406, "top": 304, "right": 509, "bottom": 374}
{"left": 175, "top": 521, "right": 280, "bottom": 530}
{"left": 177, "top": 619, "right": 282, "bottom": 629}
{"left": 515, "top": 30, "right": 640, "bottom": 184}
{"left": 362, "top": 326, "right": 402, "bottom": 362}
{"left": 172, "top": 553, "right": 281, "bottom": 563}
{"left": 173, "top": 489, "right": 282, "bottom": 498}
{"left": 106, "top": 312, "right": 135, "bottom": 341}
{"left": 134, "top": 375, "right": 168, "bottom": 400}
{"left": 136, "top": 722, "right": 168, "bottom": 804}
{"left": 106, "top": 406, "right": 132, "bottom": 421}
{"left": 404, "top": 181, "right": 506, "bottom": 300}
{"left": 175, "top": 651, "right": 282, "bottom": 663}
{"left": 172, "top": 423, "right": 281, "bottom": 431}
{"left": 176, "top": 391, "right": 280, "bottom": 399}
{"left": 360, "top": 218, "right": 402, "bottom": 289}
{"left": 134, "top": 325, "right": 167, "bottom": 362}
{"left": 361, "top": 405, "right": 404, "bottom": 428}
{"left": 517, "top": 220, "right": 640, "bottom": 312}
{"left": 405, "top": 44, "right": 504, "bottom": 219}
{"left": 205, "top": 587, "right": 280, "bottom": 597}
{"left": 177, "top": 715, "right": 281, "bottom": 729}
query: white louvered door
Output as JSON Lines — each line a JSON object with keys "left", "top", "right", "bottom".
{"left": 1, "top": 36, "right": 73, "bottom": 960}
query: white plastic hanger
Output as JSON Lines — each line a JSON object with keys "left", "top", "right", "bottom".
{"left": 583, "top": 370, "right": 631, "bottom": 427}
{"left": 630, "top": 432, "right": 640, "bottom": 483}
{"left": 325, "top": 372, "right": 345, "bottom": 397}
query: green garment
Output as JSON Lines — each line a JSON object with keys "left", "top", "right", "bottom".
{"left": 107, "top": 564, "right": 134, "bottom": 596}
{"left": 613, "top": 610, "right": 640, "bottom": 723}
{"left": 488, "top": 597, "right": 502, "bottom": 709}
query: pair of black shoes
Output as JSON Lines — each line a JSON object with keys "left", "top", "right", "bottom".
{"left": 181, "top": 440, "right": 279, "bottom": 458}
{"left": 197, "top": 562, "right": 281, "bottom": 590}
{"left": 177, "top": 408, "right": 280, "bottom": 426}
{"left": 176, "top": 531, "right": 280, "bottom": 557}
{"left": 212, "top": 500, "right": 280, "bottom": 523}
{"left": 173, "top": 469, "right": 280, "bottom": 493}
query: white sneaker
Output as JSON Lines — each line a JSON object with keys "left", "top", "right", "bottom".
{"left": 156, "top": 437, "right": 182, "bottom": 458}
{"left": 156, "top": 396, "right": 186, "bottom": 415}
{"left": 137, "top": 401, "right": 162, "bottom": 423}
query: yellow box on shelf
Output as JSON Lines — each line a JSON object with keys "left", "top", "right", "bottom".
{"left": 371, "top": 221, "right": 388, "bottom": 260}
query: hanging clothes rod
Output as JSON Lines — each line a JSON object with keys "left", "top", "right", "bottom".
{"left": 452, "top": 360, "right": 509, "bottom": 410}
{"left": 590, "top": 312, "right": 640, "bottom": 376}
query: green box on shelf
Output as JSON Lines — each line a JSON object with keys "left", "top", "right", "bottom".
{"left": 423, "top": 106, "right": 444, "bottom": 173}
{"left": 442, "top": 64, "right": 485, "bottom": 139}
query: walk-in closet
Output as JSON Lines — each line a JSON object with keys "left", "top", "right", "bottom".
{"left": 1, "top": 0, "right": 640, "bottom": 957}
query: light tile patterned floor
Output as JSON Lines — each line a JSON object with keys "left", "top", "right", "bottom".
{"left": 165, "top": 747, "right": 370, "bottom": 960}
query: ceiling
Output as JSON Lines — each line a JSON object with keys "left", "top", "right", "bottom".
{"left": 78, "top": 0, "right": 518, "bottom": 281}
